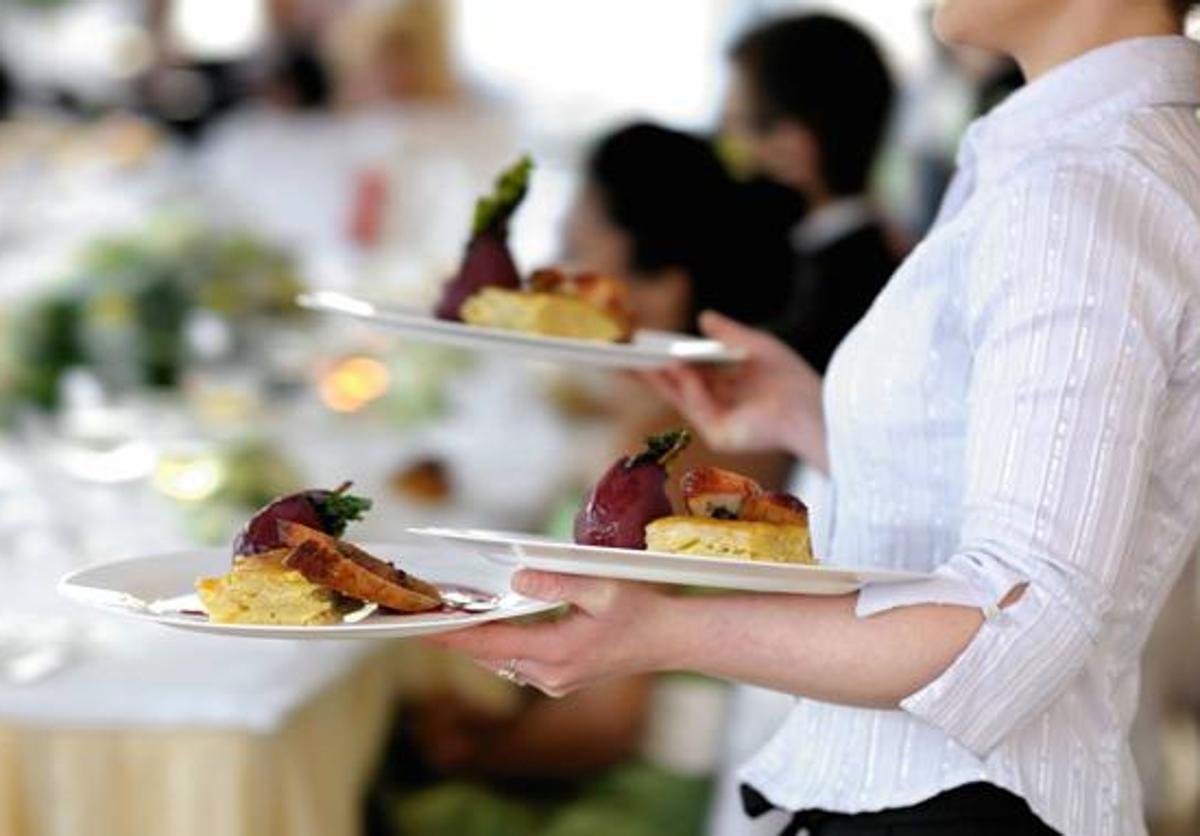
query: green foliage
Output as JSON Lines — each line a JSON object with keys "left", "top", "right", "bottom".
{"left": 543, "top": 764, "right": 712, "bottom": 836}
{"left": 627, "top": 428, "right": 692, "bottom": 469}
{"left": 0, "top": 221, "right": 306, "bottom": 414}
{"left": 217, "top": 439, "right": 304, "bottom": 509}
{"left": 382, "top": 762, "right": 711, "bottom": 836}
{"left": 11, "top": 296, "right": 85, "bottom": 409}
{"left": 471, "top": 155, "right": 534, "bottom": 238}
{"left": 317, "top": 490, "right": 373, "bottom": 537}
{"left": 388, "top": 783, "right": 542, "bottom": 836}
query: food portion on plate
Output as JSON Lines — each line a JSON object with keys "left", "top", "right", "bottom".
{"left": 462, "top": 268, "right": 634, "bottom": 343}
{"left": 195, "top": 549, "right": 360, "bottom": 627}
{"left": 573, "top": 430, "right": 815, "bottom": 564}
{"left": 433, "top": 156, "right": 635, "bottom": 344}
{"left": 196, "top": 482, "right": 443, "bottom": 625}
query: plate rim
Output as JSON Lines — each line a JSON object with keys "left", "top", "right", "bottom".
{"left": 297, "top": 291, "right": 746, "bottom": 365}
{"left": 406, "top": 526, "right": 932, "bottom": 585}
{"left": 58, "top": 546, "right": 561, "bottom": 636}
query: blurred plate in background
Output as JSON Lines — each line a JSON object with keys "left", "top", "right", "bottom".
{"left": 298, "top": 291, "right": 744, "bottom": 369}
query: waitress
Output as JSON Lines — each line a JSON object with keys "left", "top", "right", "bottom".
{"left": 432, "top": 1, "right": 1200, "bottom": 833}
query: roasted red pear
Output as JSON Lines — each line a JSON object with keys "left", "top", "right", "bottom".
{"left": 739, "top": 491, "right": 809, "bottom": 527}
{"left": 681, "top": 466, "right": 763, "bottom": 519}
{"left": 574, "top": 429, "right": 691, "bottom": 549}
{"left": 435, "top": 156, "right": 532, "bottom": 321}
{"left": 232, "top": 482, "right": 372, "bottom": 558}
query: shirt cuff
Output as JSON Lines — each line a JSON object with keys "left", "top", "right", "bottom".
{"left": 856, "top": 557, "right": 1028, "bottom": 620}
{"left": 858, "top": 555, "right": 1101, "bottom": 756}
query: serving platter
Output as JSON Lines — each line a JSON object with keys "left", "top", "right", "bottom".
{"left": 297, "top": 291, "right": 744, "bottom": 369}
{"left": 408, "top": 527, "right": 931, "bottom": 595}
{"left": 59, "top": 542, "right": 559, "bottom": 639}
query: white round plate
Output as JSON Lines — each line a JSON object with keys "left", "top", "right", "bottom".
{"left": 297, "top": 291, "right": 744, "bottom": 369}
{"left": 58, "top": 542, "right": 560, "bottom": 639}
{"left": 407, "top": 528, "right": 931, "bottom": 595}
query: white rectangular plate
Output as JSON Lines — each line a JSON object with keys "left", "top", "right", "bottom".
{"left": 59, "top": 543, "right": 559, "bottom": 639}
{"left": 407, "top": 528, "right": 931, "bottom": 595}
{"left": 297, "top": 291, "right": 744, "bottom": 369}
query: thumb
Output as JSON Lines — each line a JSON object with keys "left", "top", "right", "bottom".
{"left": 512, "top": 569, "right": 617, "bottom": 612}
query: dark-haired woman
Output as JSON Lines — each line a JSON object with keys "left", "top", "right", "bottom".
{"left": 564, "top": 121, "right": 801, "bottom": 490}
{"left": 434, "top": 2, "right": 1200, "bottom": 834}
{"left": 565, "top": 121, "right": 798, "bottom": 336}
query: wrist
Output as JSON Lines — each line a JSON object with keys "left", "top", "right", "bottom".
{"left": 641, "top": 592, "right": 702, "bottom": 674}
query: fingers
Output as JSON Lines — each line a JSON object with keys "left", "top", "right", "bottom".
{"left": 509, "top": 659, "right": 570, "bottom": 698}
{"left": 698, "top": 309, "right": 784, "bottom": 356}
{"left": 642, "top": 364, "right": 748, "bottom": 450}
{"left": 667, "top": 365, "right": 724, "bottom": 430}
{"left": 424, "top": 619, "right": 566, "bottom": 662}
{"left": 637, "top": 368, "right": 684, "bottom": 405}
{"left": 512, "top": 570, "right": 619, "bottom": 613}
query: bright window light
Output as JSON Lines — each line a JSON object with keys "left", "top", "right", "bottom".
{"left": 453, "top": 0, "right": 726, "bottom": 130}
{"left": 169, "top": 0, "right": 268, "bottom": 61}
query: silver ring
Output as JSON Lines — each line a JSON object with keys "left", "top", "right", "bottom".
{"left": 497, "top": 658, "right": 526, "bottom": 686}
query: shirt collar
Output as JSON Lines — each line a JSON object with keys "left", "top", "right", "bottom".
{"left": 962, "top": 35, "right": 1200, "bottom": 165}
{"left": 791, "top": 196, "right": 873, "bottom": 254}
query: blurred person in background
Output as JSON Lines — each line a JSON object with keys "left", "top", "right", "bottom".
{"left": 326, "top": 0, "right": 459, "bottom": 107}
{"left": 564, "top": 121, "right": 799, "bottom": 489}
{"left": 0, "top": 59, "right": 12, "bottom": 120}
{"left": 724, "top": 14, "right": 899, "bottom": 375}
{"left": 135, "top": 0, "right": 342, "bottom": 139}
{"left": 193, "top": 12, "right": 368, "bottom": 264}
{"left": 136, "top": 0, "right": 256, "bottom": 142}
{"left": 434, "top": 1, "right": 1200, "bottom": 835}
{"left": 711, "top": 15, "right": 900, "bottom": 834}
{"left": 258, "top": 35, "right": 333, "bottom": 112}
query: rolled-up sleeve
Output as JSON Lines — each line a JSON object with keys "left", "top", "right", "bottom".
{"left": 857, "top": 159, "right": 1186, "bottom": 756}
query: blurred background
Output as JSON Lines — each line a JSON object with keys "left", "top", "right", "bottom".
{"left": 0, "top": 2, "right": 1197, "bottom": 835}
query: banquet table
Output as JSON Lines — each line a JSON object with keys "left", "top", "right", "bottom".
{"left": 0, "top": 350, "right": 595, "bottom": 836}
{"left": 0, "top": 636, "right": 524, "bottom": 836}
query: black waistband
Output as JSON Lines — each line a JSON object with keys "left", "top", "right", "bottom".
{"left": 741, "top": 781, "right": 1060, "bottom": 835}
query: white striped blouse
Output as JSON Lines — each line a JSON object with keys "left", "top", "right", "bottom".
{"left": 740, "top": 36, "right": 1200, "bottom": 836}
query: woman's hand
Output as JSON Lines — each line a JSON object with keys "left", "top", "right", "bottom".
{"left": 640, "top": 311, "right": 828, "bottom": 471}
{"left": 425, "top": 570, "right": 678, "bottom": 698}
{"left": 428, "top": 568, "right": 986, "bottom": 709}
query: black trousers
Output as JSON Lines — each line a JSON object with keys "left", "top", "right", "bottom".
{"left": 741, "top": 782, "right": 1060, "bottom": 836}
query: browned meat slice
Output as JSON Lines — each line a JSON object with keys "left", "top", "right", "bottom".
{"left": 278, "top": 521, "right": 442, "bottom": 612}
{"left": 739, "top": 492, "right": 809, "bottom": 527}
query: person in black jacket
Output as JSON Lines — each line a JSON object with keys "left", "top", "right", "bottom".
{"left": 0, "top": 58, "right": 12, "bottom": 120}
{"left": 724, "top": 14, "right": 899, "bottom": 373}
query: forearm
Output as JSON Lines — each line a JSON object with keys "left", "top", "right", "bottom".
{"left": 652, "top": 592, "right": 982, "bottom": 707}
